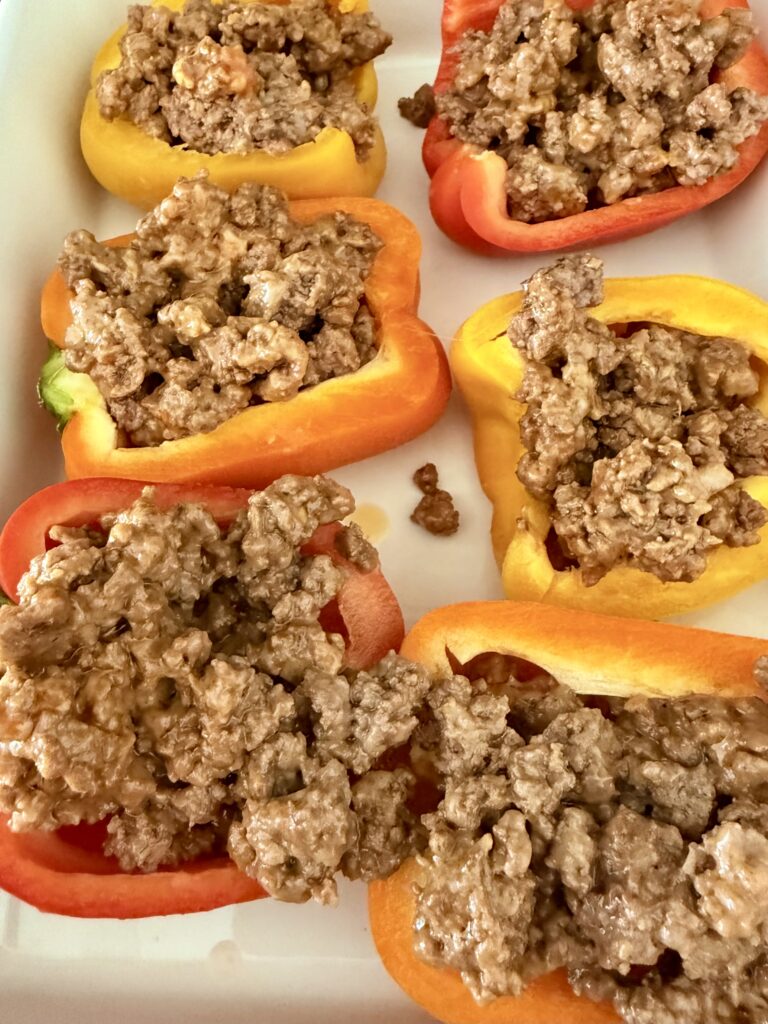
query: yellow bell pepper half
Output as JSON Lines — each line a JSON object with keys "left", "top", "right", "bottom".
{"left": 451, "top": 275, "right": 768, "bottom": 619}
{"left": 81, "top": 0, "right": 386, "bottom": 208}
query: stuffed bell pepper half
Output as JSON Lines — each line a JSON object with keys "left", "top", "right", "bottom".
{"left": 82, "top": 0, "right": 392, "bottom": 207}
{"left": 369, "top": 600, "right": 768, "bottom": 1024}
{"left": 451, "top": 254, "right": 768, "bottom": 617}
{"left": 423, "top": 0, "right": 768, "bottom": 254}
{"left": 0, "top": 472, "right": 434, "bottom": 918}
{"left": 39, "top": 175, "right": 450, "bottom": 486}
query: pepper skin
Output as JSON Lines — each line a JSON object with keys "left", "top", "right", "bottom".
{"left": 368, "top": 600, "right": 768, "bottom": 1024}
{"left": 424, "top": 0, "right": 768, "bottom": 254}
{"left": 81, "top": 0, "right": 387, "bottom": 208}
{"left": 39, "top": 198, "right": 450, "bottom": 486}
{"left": 0, "top": 478, "right": 405, "bottom": 917}
{"left": 451, "top": 275, "right": 768, "bottom": 618}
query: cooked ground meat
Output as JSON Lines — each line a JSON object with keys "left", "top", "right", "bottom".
{"left": 333, "top": 520, "right": 379, "bottom": 572}
{"left": 97, "top": 0, "right": 391, "bottom": 157}
{"left": 398, "top": 84, "right": 436, "bottom": 128}
{"left": 410, "top": 463, "right": 460, "bottom": 536}
{"left": 412, "top": 660, "right": 768, "bottom": 1022}
{"left": 509, "top": 254, "right": 768, "bottom": 585}
{"left": 59, "top": 174, "right": 382, "bottom": 446}
{"left": 437, "top": 0, "right": 768, "bottom": 222}
{"left": 0, "top": 474, "right": 430, "bottom": 902}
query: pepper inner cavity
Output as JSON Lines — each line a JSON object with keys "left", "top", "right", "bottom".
{"left": 511, "top": 254, "right": 768, "bottom": 586}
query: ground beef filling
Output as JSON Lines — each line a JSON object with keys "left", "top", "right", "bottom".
{"left": 97, "top": 0, "right": 391, "bottom": 157}
{"left": 410, "top": 463, "right": 460, "bottom": 536}
{"left": 0, "top": 475, "right": 430, "bottom": 903}
{"left": 412, "top": 656, "right": 768, "bottom": 1023}
{"left": 509, "top": 254, "right": 768, "bottom": 585}
{"left": 437, "top": 0, "right": 768, "bottom": 222}
{"left": 398, "top": 84, "right": 436, "bottom": 128}
{"left": 59, "top": 175, "right": 382, "bottom": 446}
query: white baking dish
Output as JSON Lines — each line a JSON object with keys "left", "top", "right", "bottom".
{"left": 0, "top": 0, "right": 766, "bottom": 1019}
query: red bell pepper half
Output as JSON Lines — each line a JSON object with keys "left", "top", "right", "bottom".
{"left": 0, "top": 478, "right": 405, "bottom": 918}
{"left": 423, "top": 0, "right": 768, "bottom": 254}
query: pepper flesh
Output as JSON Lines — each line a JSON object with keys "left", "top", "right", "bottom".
{"left": 424, "top": 0, "right": 768, "bottom": 254}
{"left": 368, "top": 600, "right": 767, "bottom": 1024}
{"left": 0, "top": 477, "right": 405, "bottom": 917}
{"left": 451, "top": 275, "right": 768, "bottom": 618}
{"left": 81, "top": 0, "right": 387, "bottom": 208}
{"left": 39, "top": 198, "right": 450, "bottom": 486}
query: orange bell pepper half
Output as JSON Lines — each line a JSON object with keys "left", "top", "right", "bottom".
{"left": 39, "top": 198, "right": 450, "bottom": 487}
{"left": 423, "top": 0, "right": 768, "bottom": 254}
{"left": 81, "top": 0, "right": 388, "bottom": 208}
{"left": 368, "top": 600, "right": 768, "bottom": 1024}
{"left": 0, "top": 477, "right": 405, "bottom": 917}
{"left": 451, "top": 274, "right": 768, "bottom": 619}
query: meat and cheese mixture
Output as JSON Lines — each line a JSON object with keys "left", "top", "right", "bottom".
{"left": 97, "top": 0, "right": 391, "bottom": 157}
{"left": 510, "top": 254, "right": 768, "bottom": 585}
{"left": 398, "top": 84, "right": 436, "bottom": 129}
{"left": 0, "top": 475, "right": 430, "bottom": 902}
{"left": 59, "top": 175, "right": 382, "bottom": 446}
{"left": 410, "top": 463, "right": 460, "bottom": 536}
{"left": 412, "top": 655, "right": 768, "bottom": 1024}
{"left": 438, "top": 0, "right": 768, "bottom": 222}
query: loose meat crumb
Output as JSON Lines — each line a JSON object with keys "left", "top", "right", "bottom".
{"left": 410, "top": 463, "right": 460, "bottom": 536}
{"left": 0, "top": 475, "right": 418, "bottom": 904}
{"left": 97, "top": 0, "right": 392, "bottom": 157}
{"left": 437, "top": 0, "right": 768, "bottom": 222}
{"left": 59, "top": 174, "right": 382, "bottom": 446}
{"left": 413, "top": 665, "right": 768, "bottom": 1021}
{"left": 509, "top": 254, "right": 768, "bottom": 585}
{"left": 398, "top": 84, "right": 436, "bottom": 128}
